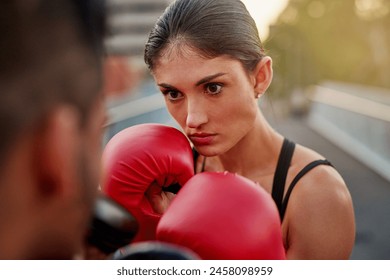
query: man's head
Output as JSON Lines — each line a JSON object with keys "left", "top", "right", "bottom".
{"left": 0, "top": 0, "right": 106, "bottom": 259}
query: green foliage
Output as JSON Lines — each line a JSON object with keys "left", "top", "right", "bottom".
{"left": 266, "top": 0, "right": 390, "bottom": 98}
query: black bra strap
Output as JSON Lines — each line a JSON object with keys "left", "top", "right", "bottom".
{"left": 272, "top": 138, "right": 296, "bottom": 221}
{"left": 192, "top": 148, "right": 200, "bottom": 173}
{"left": 192, "top": 148, "right": 206, "bottom": 173}
{"left": 279, "top": 159, "right": 333, "bottom": 221}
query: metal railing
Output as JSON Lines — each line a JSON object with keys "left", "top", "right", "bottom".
{"left": 307, "top": 83, "right": 390, "bottom": 182}
{"left": 103, "top": 92, "right": 175, "bottom": 144}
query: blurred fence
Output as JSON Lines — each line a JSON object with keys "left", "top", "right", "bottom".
{"left": 103, "top": 92, "right": 174, "bottom": 145}
{"left": 307, "top": 81, "right": 390, "bottom": 182}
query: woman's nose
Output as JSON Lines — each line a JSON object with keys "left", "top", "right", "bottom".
{"left": 185, "top": 99, "right": 208, "bottom": 128}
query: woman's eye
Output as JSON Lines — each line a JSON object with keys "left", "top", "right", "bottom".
{"left": 163, "top": 90, "right": 184, "bottom": 101}
{"left": 205, "top": 83, "right": 222, "bottom": 95}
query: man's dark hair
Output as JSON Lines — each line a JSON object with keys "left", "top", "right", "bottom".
{"left": 0, "top": 0, "right": 106, "bottom": 163}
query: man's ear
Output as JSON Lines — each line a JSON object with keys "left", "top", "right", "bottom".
{"left": 34, "top": 106, "right": 80, "bottom": 198}
{"left": 252, "top": 56, "right": 273, "bottom": 98}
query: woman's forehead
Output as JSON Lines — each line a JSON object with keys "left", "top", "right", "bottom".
{"left": 153, "top": 55, "right": 251, "bottom": 90}
{"left": 155, "top": 45, "right": 241, "bottom": 70}
{"left": 155, "top": 54, "right": 240, "bottom": 76}
{"left": 157, "top": 43, "right": 208, "bottom": 63}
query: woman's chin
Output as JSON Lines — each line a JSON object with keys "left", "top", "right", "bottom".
{"left": 195, "top": 146, "right": 221, "bottom": 157}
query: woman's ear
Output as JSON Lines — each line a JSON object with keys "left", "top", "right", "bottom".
{"left": 252, "top": 56, "right": 273, "bottom": 98}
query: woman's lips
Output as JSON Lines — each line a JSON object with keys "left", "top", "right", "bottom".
{"left": 188, "top": 133, "right": 216, "bottom": 146}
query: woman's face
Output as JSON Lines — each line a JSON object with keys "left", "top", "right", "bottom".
{"left": 152, "top": 47, "right": 259, "bottom": 156}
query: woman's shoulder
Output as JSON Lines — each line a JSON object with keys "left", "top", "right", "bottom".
{"left": 288, "top": 143, "right": 348, "bottom": 198}
{"left": 285, "top": 143, "right": 354, "bottom": 235}
{"left": 283, "top": 142, "right": 353, "bottom": 230}
{"left": 283, "top": 143, "right": 355, "bottom": 259}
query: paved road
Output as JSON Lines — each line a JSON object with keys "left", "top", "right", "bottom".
{"left": 269, "top": 115, "right": 390, "bottom": 260}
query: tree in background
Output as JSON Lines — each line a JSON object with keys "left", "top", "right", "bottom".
{"left": 266, "top": 0, "right": 390, "bottom": 98}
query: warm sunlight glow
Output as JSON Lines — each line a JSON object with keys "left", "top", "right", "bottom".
{"left": 241, "top": 0, "right": 289, "bottom": 40}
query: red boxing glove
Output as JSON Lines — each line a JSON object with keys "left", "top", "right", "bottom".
{"left": 156, "top": 172, "right": 286, "bottom": 260}
{"left": 101, "top": 123, "right": 194, "bottom": 242}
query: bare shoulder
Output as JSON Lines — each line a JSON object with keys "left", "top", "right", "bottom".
{"left": 289, "top": 143, "right": 347, "bottom": 190}
{"left": 283, "top": 144, "right": 355, "bottom": 259}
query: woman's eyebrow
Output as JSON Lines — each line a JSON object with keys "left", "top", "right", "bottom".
{"left": 195, "top": 72, "right": 227, "bottom": 86}
{"left": 158, "top": 83, "right": 177, "bottom": 90}
{"left": 157, "top": 72, "right": 227, "bottom": 89}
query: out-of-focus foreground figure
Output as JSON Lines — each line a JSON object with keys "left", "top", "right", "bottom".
{"left": 0, "top": 0, "right": 106, "bottom": 259}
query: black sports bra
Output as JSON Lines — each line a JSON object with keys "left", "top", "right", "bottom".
{"left": 272, "top": 138, "right": 333, "bottom": 222}
{"left": 193, "top": 138, "right": 333, "bottom": 222}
